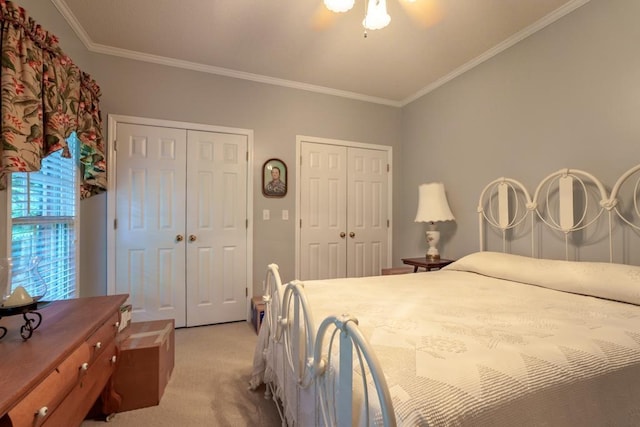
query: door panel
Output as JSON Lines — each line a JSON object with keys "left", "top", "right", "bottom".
{"left": 115, "top": 123, "right": 187, "bottom": 327}
{"left": 300, "top": 143, "right": 347, "bottom": 280}
{"left": 185, "top": 130, "right": 248, "bottom": 326}
{"left": 347, "top": 148, "right": 388, "bottom": 277}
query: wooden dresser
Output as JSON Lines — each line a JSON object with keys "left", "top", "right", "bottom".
{"left": 0, "top": 295, "right": 128, "bottom": 427}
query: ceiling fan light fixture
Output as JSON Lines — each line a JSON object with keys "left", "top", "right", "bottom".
{"left": 324, "top": 0, "right": 355, "bottom": 13}
{"left": 363, "top": 0, "right": 391, "bottom": 30}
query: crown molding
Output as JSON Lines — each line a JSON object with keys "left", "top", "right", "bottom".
{"left": 53, "top": 0, "right": 590, "bottom": 109}
{"left": 51, "top": 0, "right": 402, "bottom": 107}
{"left": 91, "top": 42, "right": 403, "bottom": 107}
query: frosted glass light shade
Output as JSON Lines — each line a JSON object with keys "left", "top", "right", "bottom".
{"left": 324, "top": 0, "right": 355, "bottom": 13}
{"left": 414, "top": 182, "right": 455, "bottom": 223}
{"left": 363, "top": 0, "right": 391, "bottom": 30}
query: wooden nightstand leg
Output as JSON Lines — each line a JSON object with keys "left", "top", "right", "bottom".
{"left": 413, "top": 266, "right": 418, "bottom": 273}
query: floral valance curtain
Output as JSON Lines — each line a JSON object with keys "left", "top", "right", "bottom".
{"left": 0, "top": 0, "right": 106, "bottom": 199}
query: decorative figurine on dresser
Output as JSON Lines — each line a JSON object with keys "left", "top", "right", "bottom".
{"left": 0, "top": 257, "right": 48, "bottom": 340}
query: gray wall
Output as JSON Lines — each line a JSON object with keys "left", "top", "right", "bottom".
{"left": 90, "top": 55, "right": 401, "bottom": 295}
{"left": 397, "top": 0, "right": 640, "bottom": 264}
{"left": 11, "top": 0, "right": 640, "bottom": 299}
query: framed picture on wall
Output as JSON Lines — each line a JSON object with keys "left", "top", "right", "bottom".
{"left": 262, "top": 158, "right": 287, "bottom": 198}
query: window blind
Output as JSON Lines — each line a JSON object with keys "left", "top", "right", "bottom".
{"left": 10, "top": 138, "right": 78, "bottom": 301}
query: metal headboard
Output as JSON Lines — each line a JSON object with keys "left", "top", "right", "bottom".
{"left": 478, "top": 164, "right": 640, "bottom": 262}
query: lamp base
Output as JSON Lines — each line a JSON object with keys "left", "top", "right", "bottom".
{"left": 425, "top": 253, "right": 440, "bottom": 260}
{"left": 425, "top": 230, "right": 441, "bottom": 261}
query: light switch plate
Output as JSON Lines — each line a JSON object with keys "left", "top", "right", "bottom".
{"left": 263, "top": 209, "right": 270, "bottom": 220}
{"left": 282, "top": 210, "right": 289, "bottom": 220}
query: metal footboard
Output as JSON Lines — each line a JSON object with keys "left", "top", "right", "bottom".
{"left": 313, "top": 314, "right": 397, "bottom": 427}
{"left": 260, "top": 264, "right": 396, "bottom": 426}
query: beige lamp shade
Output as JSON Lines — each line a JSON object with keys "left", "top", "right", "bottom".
{"left": 414, "top": 182, "right": 455, "bottom": 223}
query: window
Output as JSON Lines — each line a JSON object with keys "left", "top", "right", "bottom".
{"left": 10, "top": 133, "right": 79, "bottom": 301}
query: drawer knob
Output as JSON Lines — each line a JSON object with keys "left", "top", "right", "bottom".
{"left": 37, "top": 406, "right": 48, "bottom": 418}
{"left": 111, "top": 355, "right": 117, "bottom": 364}
{"left": 81, "top": 362, "right": 89, "bottom": 371}
{"left": 95, "top": 341, "right": 102, "bottom": 349}
{"left": 114, "top": 321, "right": 120, "bottom": 328}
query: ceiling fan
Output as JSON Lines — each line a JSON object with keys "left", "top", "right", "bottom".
{"left": 312, "top": 0, "right": 443, "bottom": 34}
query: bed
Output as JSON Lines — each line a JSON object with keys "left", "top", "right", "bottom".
{"left": 250, "top": 164, "right": 640, "bottom": 426}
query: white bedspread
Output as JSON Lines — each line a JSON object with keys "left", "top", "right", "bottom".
{"left": 252, "top": 252, "right": 640, "bottom": 426}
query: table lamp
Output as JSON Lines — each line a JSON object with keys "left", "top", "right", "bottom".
{"left": 414, "top": 182, "right": 455, "bottom": 259}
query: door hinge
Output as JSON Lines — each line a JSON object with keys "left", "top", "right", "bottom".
{"left": 300, "top": 219, "right": 302, "bottom": 228}
{"left": 246, "top": 219, "right": 249, "bottom": 229}
{"left": 245, "top": 287, "right": 248, "bottom": 297}
{"left": 387, "top": 163, "right": 389, "bottom": 172}
{"left": 113, "top": 219, "right": 117, "bottom": 230}
{"left": 246, "top": 151, "right": 249, "bottom": 162}
{"left": 387, "top": 219, "right": 390, "bottom": 228}
{"left": 300, "top": 155, "right": 302, "bottom": 166}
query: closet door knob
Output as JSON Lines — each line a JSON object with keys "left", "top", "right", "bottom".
{"left": 189, "top": 235, "right": 197, "bottom": 242}
{"left": 340, "top": 232, "right": 346, "bottom": 238}
{"left": 349, "top": 232, "right": 355, "bottom": 238}
{"left": 176, "top": 234, "right": 184, "bottom": 242}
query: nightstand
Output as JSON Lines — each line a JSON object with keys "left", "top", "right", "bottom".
{"left": 401, "top": 257, "right": 455, "bottom": 272}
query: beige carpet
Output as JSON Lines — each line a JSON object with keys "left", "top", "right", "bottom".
{"left": 82, "top": 321, "right": 281, "bottom": 427}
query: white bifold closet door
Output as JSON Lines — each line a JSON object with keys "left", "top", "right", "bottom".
{"left": 114, "top": 123, "right": 248, "bottom": 327}
{"left": 300, "top": 141, "right": 389, "bottom": 280}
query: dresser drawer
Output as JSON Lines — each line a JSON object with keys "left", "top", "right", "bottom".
{"left": 86, "top": 311, "right": 119, "bottom": 361}
{"left": 7, "top": 342, "right": 91, "bottom": 426}
{"left": 44, "top": 340, "right": 118, "bottom": 427}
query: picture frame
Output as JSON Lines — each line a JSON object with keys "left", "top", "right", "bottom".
{"left": 262, "top": 158, "right": 287, "bottom": 198}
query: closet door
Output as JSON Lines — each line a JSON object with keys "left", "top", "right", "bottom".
{"left": 185, "top": 130, "right": 248, "bottom": 326}
{"left": 114, "top": 124, "right": 249, "bottom": 328}
{"left": 299, "top": 141, "right": 389, "bottom": 280}
{"left": 115, "top": 123, "right": 188, "bottom": 327}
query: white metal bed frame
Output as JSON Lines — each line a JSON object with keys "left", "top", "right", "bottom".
{"left": 256, "top": 163, "right": 640, "bottom": 427}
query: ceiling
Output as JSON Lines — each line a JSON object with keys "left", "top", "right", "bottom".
{"left": 53, "top": 0, "right": 588, "bottom": 107}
